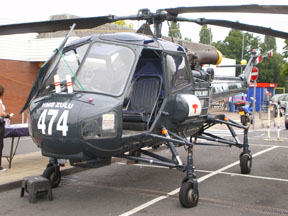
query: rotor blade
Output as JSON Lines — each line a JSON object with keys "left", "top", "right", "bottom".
{"left": 166, "top": 5, "right": 288, "bottom": 16}
{"left": 175, "top": 17, "right": 288, "bottom": 39}
{"left": 0, "top": 15, "right": 141, "bottom": 36}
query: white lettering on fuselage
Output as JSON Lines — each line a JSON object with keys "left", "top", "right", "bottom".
{"left": 42, "top": 102, "right": 74, "bottom": 109}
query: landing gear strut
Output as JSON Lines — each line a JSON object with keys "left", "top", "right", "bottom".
{"left": 162, "top": 128, "right": 199, "bottom": 208}
{"left": 121, "top": 116, "right": 251, "bottom": 208}
{"left": 122, "top": 127, "right": 199, "bottom": 208}
{"left": 197, "top": 114, "right": 252, "bottom": 174}
{"left": 179, "top": 145, "right": 199, "bottom": 208}
{"left": 239, "top": 128, "right": 252, "bottom": 174}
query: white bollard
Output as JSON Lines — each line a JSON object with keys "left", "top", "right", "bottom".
{"left": 66, "top": 75, "right": 73, "bottom": 93}
{"left": 277, "top": 105, "right": 281, "bottom": 141}
{"left": 54, "top": 74, "right": 61, "bottom": 93}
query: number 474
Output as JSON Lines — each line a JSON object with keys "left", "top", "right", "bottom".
{"left": 37, "top": 109, "right": 69, "bottom": 136}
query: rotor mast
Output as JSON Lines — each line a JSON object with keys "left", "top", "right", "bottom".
{"left": 137, "top": 9, "right": 170, "bottom": 38}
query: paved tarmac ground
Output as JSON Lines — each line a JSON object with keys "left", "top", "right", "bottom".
{"left": 0, "top": 109, "right": 288, "bottom": 216}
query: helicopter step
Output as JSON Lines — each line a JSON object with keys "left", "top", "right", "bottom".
{"left": 195, "top": 114, "right": 252, "bottom": 174}
{"left": 121, "top": 127, "right": 199, "bottom": 208}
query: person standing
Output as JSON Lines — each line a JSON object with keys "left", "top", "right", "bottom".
{"left": 0, "top": 85, "right": 13, "bottom": 172}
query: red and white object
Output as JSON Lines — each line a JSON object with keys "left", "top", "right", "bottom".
{"left": 180, "top": 94, "right": 202, "bottom": 117}
{"left": 66, "top": 75, "right": 73, "bottom": 93}
{"left": 54, "top": 74, "right": 61, "bottom": 93}
{"left": 254, "top": 55, "right": 263, "bottom": 64}
{"left": 251, "top": 67, "right": 258, "bottom": 81}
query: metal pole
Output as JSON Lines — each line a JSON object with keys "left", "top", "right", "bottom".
{"left": 267, "top": 105, "right": 270, "bottom": 140}
{"left": 241, "top": 33, "right": 245, "bottom": 73}
{"left": 252, "top": 80, "right": 256, "bottom": 129}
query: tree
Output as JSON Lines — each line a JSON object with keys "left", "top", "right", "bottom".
{"left": 184, "top": 37, "right": 192, "bottom": 42}
{"left": 279, "top": 40, "right": 288, "bottom": 90}
{"left": 199, "top": 24, "right": 212, "bottom": 45}
{"left": 257, "top": 35, "right": 284, "bottom": 86}
{"left": 260, "top": 35, "right": 277, "bottom": 53}
{"left": 282, "top": 40, "right": 288, "bottom": 58}
{"left": 168, "top": 21, "right": 182, "bottom": 39}
{"left": 212, "top": 29, "right": 261, "bottom": 76}
{"left": 257, "top": 53, "right": 284, "bottom": 84}
{"left": 212, "top": 30, "right": 287, "bottom": 88}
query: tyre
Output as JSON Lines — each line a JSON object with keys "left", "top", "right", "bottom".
{"left": 42, "top": 166, "right": 61, "bottom": 188}
{"left": 179, "top": 181, "right": 199, "bottom": 208}
{"left": 240, "top": 153, "right": 252, "bottom": 174}
{"left": 273, "top": 106, "right": 277, "bottom": 117}
{"left": 285, "top": 122, "right": 288, "bottom": 130}
{"left": 240, "top": 115, "right": 247, "bottom": 126}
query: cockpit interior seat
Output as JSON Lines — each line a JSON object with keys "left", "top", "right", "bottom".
{"left": 123, "top": 74, "right": 162, "bottom": 131}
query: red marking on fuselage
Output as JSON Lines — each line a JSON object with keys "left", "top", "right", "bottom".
{"left": 192, "top": 104, "right": 198, "bottom": 113}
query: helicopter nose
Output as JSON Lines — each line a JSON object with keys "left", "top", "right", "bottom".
{"left": 30, "top": 93, "right": 122, "bottom": 159}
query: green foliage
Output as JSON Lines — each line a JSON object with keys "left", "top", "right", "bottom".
{"left": 184, "top": 37, "right": 192, "bottom": 42}
{"left": 260, "top": 35, "right": 276, "bottom": 53}
{"left": 255, "top": 36, "right": 284, "bottom": 87}
{"left": 168, "top": 21, "right": 182, "bottom": 39}
{"left": 257, "top": 53, "right": 284, "bottom": 86}
{"left": 199, "top": 24, "right": 212, "bottom": 45}
{"left": 113, "top": 20, "right": 133, "bottom": 29}
{"left": 281, "top": 62, "right": 288, "bottom": 77}
{"left": 283, "top": 40, "right": 288, "bottom": 58}
{"left": 280, "top": 62, "right": 288, "bottom": 90}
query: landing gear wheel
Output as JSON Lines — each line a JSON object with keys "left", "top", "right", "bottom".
{"left": 42, "top": 165, "right": 61, "bottom": 188}
{"left": 179, "top": 181, "right": 199, "bottom": 208}
{"left": 240, "top": 153, "right": 252, "bottom": 174}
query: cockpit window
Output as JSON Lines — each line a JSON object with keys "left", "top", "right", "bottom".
{"left": 40, "top": 42, "right": 135, "bottom": 96}
{"left": 77, "top": 43, "right": 134, "bottom": 95}
{"left": 166, "top": 54, "right": 190, "bottom": 91}
{"left": 40, "top": 43, "right": 89, "bottom": 93}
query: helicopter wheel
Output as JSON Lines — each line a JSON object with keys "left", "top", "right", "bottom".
{"left": 42, "top": 165, "right": 61, "bottom": 188}
{"left": 179, "top": 181, "right": 199, "bottom": 208}
{"left": 240, "top": 153, "right": 252, "bottom": 174}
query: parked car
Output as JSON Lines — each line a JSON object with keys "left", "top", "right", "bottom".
{"left": 285, "top": 111, "right": 288, "bottom": 129}
{"left": 271, "top": 93, "right": 288, "bottom": 117}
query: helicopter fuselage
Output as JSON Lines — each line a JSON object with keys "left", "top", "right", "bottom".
{"left": 27, "top": 33, "right": 213, "bottom": 163}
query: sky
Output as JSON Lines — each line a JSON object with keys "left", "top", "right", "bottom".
{"left": 0, "top": 0, "right": 287, "bottom": 54}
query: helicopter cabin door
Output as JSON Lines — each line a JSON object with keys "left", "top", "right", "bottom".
{"left": 122, "top": 50, "right": 163, "bottom": 131}
{"left": 163, "top": 52, "right": 208, "bottom": 130}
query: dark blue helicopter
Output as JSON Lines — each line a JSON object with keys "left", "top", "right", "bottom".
{"left": 0, "top": 5, "right": 287, "bottom": 208}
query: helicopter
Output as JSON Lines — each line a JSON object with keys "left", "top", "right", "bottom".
{"left": 1, "top": 4, "right": 287, "bottom": 208}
